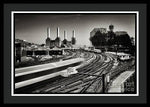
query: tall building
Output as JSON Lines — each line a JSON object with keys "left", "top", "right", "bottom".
{"left": 107, "top": 24, "right": 116, "bottom": 39}
{"left": 89, "top": 25, "right": 132, "bottom": 51}
{"left": 109, "top": 24, "right": 114, "bottom": 32}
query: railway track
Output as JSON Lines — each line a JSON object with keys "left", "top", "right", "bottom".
{"left": 57, "top": 54, "right": 114, "bottom": 93}
{"left": 32, "top": 52, "right": 115, "bottom": 93}
{"left": 31, "top": 51, "right": 97, "bottom": 93}
{"left": 16, "top": 50, "right": 131, "bottom": 94}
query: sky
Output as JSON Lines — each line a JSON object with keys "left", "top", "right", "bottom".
{"left": 15, "top": 13, "right": 135, "bottom": 46}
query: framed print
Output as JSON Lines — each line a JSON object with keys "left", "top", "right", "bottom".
{"left": 3, "top": 3, "right": 147, "bottom": 104}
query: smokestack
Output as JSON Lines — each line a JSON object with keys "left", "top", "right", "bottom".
{"left": 73, "top": 30, "right": 75, "bottom": 38}
{"left": 57, "top": 27, "right": 59, "bottom": 37}
{"left": 64, "top": 30, "right": 66, "bottom": 39}
{"left": 47, "top": 27, "right": 50, "bottom": 38}
{"left": 66, "top": 31, "right": 67, "bottom": 39}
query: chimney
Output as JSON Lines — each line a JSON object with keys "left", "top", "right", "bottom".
{"left": 57, "top": 27, "right": 59, "bottom": 37}
{"left": 73, "top": 30, "right": 75, "bottom": 38}
{"left": 47, "top": 27, "right": 50, "bottom": 38}
{"left": 64, "top": 30, "right": 66, "bottom": 39}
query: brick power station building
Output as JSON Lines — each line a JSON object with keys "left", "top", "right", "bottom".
{"left": 46, "top": 27, "right": 76, "bottom": 49}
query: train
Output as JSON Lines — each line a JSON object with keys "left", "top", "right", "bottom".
{"left": 15, "top": 58, "right": 84, "bottom": 89}
{"left": 117, "top": 53, "right": 132, "bottom": 61}
{"left": 84, "top": 47, "right": 101, "bottom": 54}
{"left": 105, "top": 51, "right": 132, "bottom": 61}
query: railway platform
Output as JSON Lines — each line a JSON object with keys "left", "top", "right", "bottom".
{"left": 107, "top": 70, "right": 135, "bottom": 93}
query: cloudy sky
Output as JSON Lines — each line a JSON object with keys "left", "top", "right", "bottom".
{"left": 15, "top": 13, "right": 135, "bottom": 46}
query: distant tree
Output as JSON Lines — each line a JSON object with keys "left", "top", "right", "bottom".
{"left": 107, "top": 38, "right": 116, "bottom": 46}
{"left": 89, "top": 31, "right": 106, "bottom": 47}
{"left": 114, "top": 34, "right": 132, "bottom": 48}
{"left": 130, "top": 37, "right": 135, "bottom": 46}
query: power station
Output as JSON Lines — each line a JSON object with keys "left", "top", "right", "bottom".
{"left": 45, "top": 27, "right": 76, "bottom": 49}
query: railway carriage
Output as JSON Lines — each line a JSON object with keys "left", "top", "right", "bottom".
{"left": 117, "top": 53, "right": 131, "bottom": 61}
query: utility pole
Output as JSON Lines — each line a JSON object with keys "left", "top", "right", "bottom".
{"left": 102, "top": 74, "right": 105, "bottom": 93}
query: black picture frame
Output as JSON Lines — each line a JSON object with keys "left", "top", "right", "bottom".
{"left": 3, "top": 3, "right": 147, "bottom": 104}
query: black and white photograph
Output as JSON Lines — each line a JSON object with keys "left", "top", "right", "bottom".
{"left": 12, "top": 11, "right": 138, "bottom": 96}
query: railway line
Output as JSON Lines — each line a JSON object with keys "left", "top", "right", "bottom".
{"left": 31, "top": 51, "right": 96, "bottom": 93}
{"left": 15, "top": 49, "right": 134, "bottom": 94}
{"left": 32, "top": 52, "right": 115, "bottom": 93}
